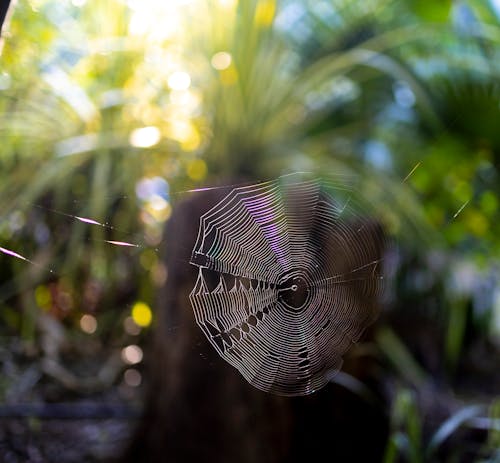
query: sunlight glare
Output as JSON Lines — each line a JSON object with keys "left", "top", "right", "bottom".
{"left": 130, "top": 126, "right": 161, "bottom": 148}
{"left": 167, "top": 120, "right": 200, "bottom": 150}
{"left": 170, "top": 89, "right": 201, "bottom": 116}
{"left": 128, "top": 0, "right": 185, "bottom": 40}
{"left": 168, "top": 71, "right": 191, "bottom": 91}
{"left": 218, "top": 0, "right": 237, "bottom": 8}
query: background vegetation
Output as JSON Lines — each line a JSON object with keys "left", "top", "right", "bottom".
{"left": 0, "top": 0, "right": 499, "bottom": 461}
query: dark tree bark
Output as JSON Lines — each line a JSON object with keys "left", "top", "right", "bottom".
{"left": 123, "top": 184, "right": 389, "bottom": 463}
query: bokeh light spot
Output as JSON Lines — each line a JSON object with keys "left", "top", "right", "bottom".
{"left": 152, "top": 262, "right": 168, "bottom": 286}
{"left": 181, "top": 130, "right": 201, "bottom": 151}
{"left": 211, "top": 52, "right": 232, "bottom": 70}
{"left": 121, "top": 344, "right": 143, "bottom": 365}
{"left": 144, "top": 197, "right": 172, "bottom": 222}
{"left": 465, "top": 210, "right": 488, "bottom": 236}
{"left": 140, "top": 249, "right": 157, "bottom": 270}
{"left": 136, "top": 176, "right": 169, "bottom": 202}
{"left": 132, "top": 301, "right": 153, "bottom": 327}
{"left": 80, "top": 314, "right": 97, "bottom": 334}
{"left": 453, "top": 181, "right": 472, "bottom": 203}
{"left": 187, "top": 159, "right": 207, "bottom": 181}
{"left": 123, "top": 368, "right": 142, "bottom": 387}
{"left": 124, "top": 316, "right": 142, "bottom": 336}
{"left": 35, "top": 285, "right": 51, "bottom": 310}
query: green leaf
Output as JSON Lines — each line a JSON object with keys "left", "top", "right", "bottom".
{"left": 444, "top": 299, "right": 468, "bottom": 374}
{"left": 409, "top": 0, "right": 452, "bottom": 22}
{"left": 376, "top": 326, "right": 428, "bottom": 387}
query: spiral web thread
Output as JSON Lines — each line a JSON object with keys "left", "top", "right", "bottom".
{"left": 189, "top": 174, "right": 387, "bottom": 396}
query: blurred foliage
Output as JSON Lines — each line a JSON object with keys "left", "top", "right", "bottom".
{"left": 0, "top": 0, "right": 499, "bottom": 460}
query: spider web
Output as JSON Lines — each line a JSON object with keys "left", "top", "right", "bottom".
{"left": 189, "top": 173, "right": 387, "bottom": 396}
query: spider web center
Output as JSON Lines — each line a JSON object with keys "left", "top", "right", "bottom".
{"left": 277, "top": 270, "right": 312, "bottom": 312}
